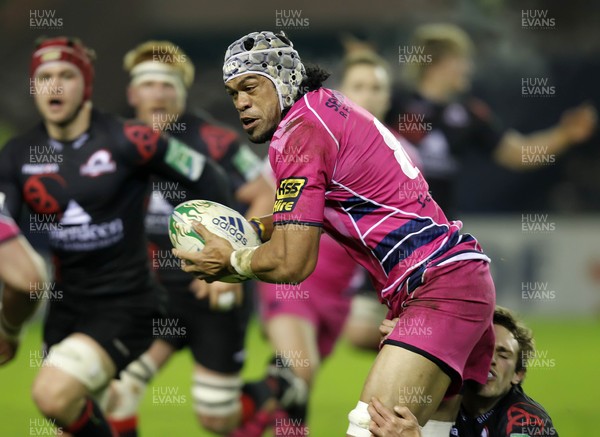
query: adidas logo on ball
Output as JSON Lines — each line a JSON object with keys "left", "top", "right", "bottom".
{"left": 212, "top": 216, "right": 248, "bottom": 245}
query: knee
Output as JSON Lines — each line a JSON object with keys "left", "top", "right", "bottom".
{"left": 347, "top": 400, "right": 371, "bottom": 437}
{"left": 32, "top": 371, "right": 79, "bottom": 421}
{"left": 32, "top": 337, "right": 112, "bottom": 422}
{"left": 192, "top": 373, "right": 242, "bottom": 433}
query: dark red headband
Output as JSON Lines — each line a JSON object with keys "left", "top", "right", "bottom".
{"left": 30, "top": 37, "right": 94, "bottom": 101}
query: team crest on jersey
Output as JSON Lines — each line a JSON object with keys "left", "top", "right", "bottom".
{"left": 23, "top": 174, "right": 65, "bottom": 214}
{"left": 200, "top": 125, "right": 238, "bottom": 161}
{"left": 124, "top": 123, "right": 161, "bottom": 162}
{"left": 80, "top": 149, "right": 116, "bottom": 177}
{"left": 273, "top": 177, "right": 306, "bottom": 213}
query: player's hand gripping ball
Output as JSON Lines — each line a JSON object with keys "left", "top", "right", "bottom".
{"left": 169, "top": 200, "right": 261, "bottom": 283}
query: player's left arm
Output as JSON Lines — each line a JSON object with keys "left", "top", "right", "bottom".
{"left": 495, "top": 102, "right": 597, "bottom": 170}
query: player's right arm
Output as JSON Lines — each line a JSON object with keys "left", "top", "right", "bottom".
{"left": 186, "top": 217, "right": 321, "bottom": 283}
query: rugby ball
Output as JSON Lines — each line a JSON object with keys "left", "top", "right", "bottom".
{"left": 168, "top": 200, "right": 261, "bottom": 283}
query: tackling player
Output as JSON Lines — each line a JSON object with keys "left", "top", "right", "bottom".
{"left": 0, "top": 195, "right": 47, "bottom": 365}
{"left": 453, "top": 306, "right": 558, "bottom": 436}
{"left": 103, "top": 40, "right": 272, "bottom": 436}
{"left": 373, "top": 307, "right": 558, "bottom": 436}
{"left": 0, "top": 37, "right": 230, "bottom": 437}
{"left": 175, "top": 31, "right": 496, "bottom": 437}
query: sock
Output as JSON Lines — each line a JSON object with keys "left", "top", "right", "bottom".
{"left": 107, "top": 353, "right": 157, "bottom": 436}
{"left": 287, "top": 399, "right": 308, "bottom": 423}
{"left": 239, "top": 380, "right": 274, "bottom": 423}
{"left": 240, "top": 392, "right": 257, "bottom": 424}
{"left": 267, "top": 358, "right": 308, "bottom": 411}
{"left": 108, "top": 417, "right": 138, "bottom": 437}
{"left": 267, "top": 357, "right": 309, "bottom": 427}
{"left": 65, "top": 398, "right": 116, "bottom": 437}
{"left": 421, "top": 420, "right": 454, "bottom": 437}
{"left": 119, "top": 352, "right": 158, "bottom": 392}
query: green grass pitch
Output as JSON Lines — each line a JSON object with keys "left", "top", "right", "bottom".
{"left": 1, "top": 317, "right": 597, "bottom": 436}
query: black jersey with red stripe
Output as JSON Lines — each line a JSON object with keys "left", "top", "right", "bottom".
{"left": 0, "top": 109, "right": 230, "bottom": 296}
{"left": 452, "top": 385, "right": 558, "bottom": 437}
{"left": 144, "top": 112, "right": 262, "bottom": 288}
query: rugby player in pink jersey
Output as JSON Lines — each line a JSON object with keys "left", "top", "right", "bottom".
{"left": 175, "top": 31, "right": 496, "bottom": 437}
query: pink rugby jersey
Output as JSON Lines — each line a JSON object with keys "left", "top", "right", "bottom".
{"left": 269, "top": 88, "right": 489, "bottom": 305}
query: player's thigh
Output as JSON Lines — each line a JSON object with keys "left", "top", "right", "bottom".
{"left": 78, "top": 291, "right": 163, "bottom": 374}
{"left": 258, "top": 282, "right": 321, "bottom": 364}
{"left": 266, "top": 314, "right": 321, "bottom": 382}
{"left": 344, "top": 291, "right": 387, "bottom": 349}
{"left": 315, "top": 292, "right": 352, "bottom": 359}
{"left": 360, "top": 343, "right": 451, "bottom": 425}
{"left": 187, "top": 290, "right": 250, "bottom": 374}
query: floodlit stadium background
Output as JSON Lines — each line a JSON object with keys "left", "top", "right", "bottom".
{"left": 1, "top": 0, "right": 599, "bottom": 435}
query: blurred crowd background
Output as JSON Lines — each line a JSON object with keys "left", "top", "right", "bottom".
{"left": 1, "top": 0, "right": 599, "bottom": 315}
